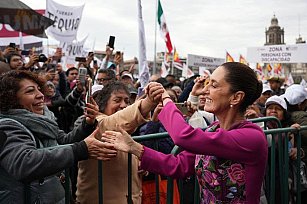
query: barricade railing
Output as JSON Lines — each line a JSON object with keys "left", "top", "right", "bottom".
{"left": 264, "top": 126, "right": 306, "bottom": 204}
{"left": 31, "top": 117, "right": 305, "bottom": 204}
{"left": 133, "top": 117, "right": 305, "bottom": 204}
{"left": 250, "top": 116, "right": 282, "bottom": 204}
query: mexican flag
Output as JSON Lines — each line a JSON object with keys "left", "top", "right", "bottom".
{"left": 158, "top": 0, "right": 173, "bottom": 53}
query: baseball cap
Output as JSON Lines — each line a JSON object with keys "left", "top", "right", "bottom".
{"left": 107, "top": 62, "right": 116, "bottom": 69}
{"left": 284, "top": 84, "right": 307, "bottom": 105}
{"left": 262, "top": 83, "right": 273, "bottom": 94}
{"left": 121, "top": 73, "right": 133, "bottom": 80}
{"left": 265, "top": 95, "right": 287, "bottom": 110}
{"left": 91, "top": 84, "right": 104, "bottom": 94}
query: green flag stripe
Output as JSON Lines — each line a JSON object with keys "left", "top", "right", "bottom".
{"left": 157, "top": 0, "right": 163, "bottom": 25}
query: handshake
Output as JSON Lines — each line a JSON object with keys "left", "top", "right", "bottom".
{"left": 143, "top": 82, "right": 170, "bottom": 106}
{"left": 95, "top": 82, "right": 170, "bottom": 160}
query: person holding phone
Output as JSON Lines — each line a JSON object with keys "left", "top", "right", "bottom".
{"left": 5, "top": 53, "right": 23, "bottom": 70}
{"left": 98, "top": 36, "right": 117, "bottom": 70}
{"left": 102, "top": 62, "right": 268, "bottom": 203}
{"left": 0, "top": 70, "right": 116, "bottom": 204}
{"left": 99, "top": 45, "right": 113, "bottom": 70}
{"left": 2, "top": 44, "right": 18, "bottom": 59}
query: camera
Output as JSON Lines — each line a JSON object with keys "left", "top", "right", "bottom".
{"left": 21, "top": 50, "right": 30, "bottom": 56}
{"left": 8, "top": 43, "right": 16, "bottom": 49}
{"left": 37, "top": 54, "right": 48, "bottom": 62}
{"left": 75, "top": 57, "right": 87, "bottom": 62}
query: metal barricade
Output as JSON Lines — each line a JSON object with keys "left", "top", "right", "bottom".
{"left": 250, "top": 116, "right": 282, "bottom": 204}
{"left": 129, "top": 117, "right": 304, "bottom": 204}
{"left": 57, "top": 116, "right": 305, "bottom": 204}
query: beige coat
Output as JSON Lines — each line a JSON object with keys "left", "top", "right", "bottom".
{"left": 76, "top": 100, "right": 149, "bottom": 204}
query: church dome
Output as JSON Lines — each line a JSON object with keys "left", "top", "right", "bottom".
{"left": 270, "top": 14, "right": 279, "bottom": 27}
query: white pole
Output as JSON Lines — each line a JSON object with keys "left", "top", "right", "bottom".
{"left": 153, "top": 0, "right": 158, "bottom": 75}
{"left": 92, "top": 37, "right": 96, "bottom": 52}
{"left": 47, "top": 38, "right": 49, "bottom": 56}
{"left": 19, "top": 32, "right": 24, "bottom": 50}
{"left": 171, "top": 51, "right": 174, "bottom": 75}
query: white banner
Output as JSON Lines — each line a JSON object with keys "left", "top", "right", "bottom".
{"left": 45, "top": 0, "right": 84, "bottom": 42}
{"left": 60, "top": 36, "right": 87, "bottom": 68}
{"left": 187, "top": 54, "right": 225, "bottom": 69}
{"left": 247, "top": 44, "right": 307, "bottom": 63}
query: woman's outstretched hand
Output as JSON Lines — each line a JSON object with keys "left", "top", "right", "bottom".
{"left": 101, "top": 125, "right": 144, "bottom": 158}
{"left": 84, "top": 128, "right": 117, "bottom": 161}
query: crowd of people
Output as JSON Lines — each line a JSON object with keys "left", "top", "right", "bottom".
{"left": 0, "top": 44, "right": 307, "bottom": 204}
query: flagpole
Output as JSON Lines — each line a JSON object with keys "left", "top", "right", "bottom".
{"left": 171, "top": 50, "right": 174, "bottom": 75}
{"left": 19, "top": 32, "right": 24, "bottom": 50}
{"left": 47, "top": 38, "right": 49, "bottom": 56}
{"left": 92, "top": 37, "right": 96, "bottom": 52}
{"left": 153, "top": 0, "right": 157, "bottom": 75}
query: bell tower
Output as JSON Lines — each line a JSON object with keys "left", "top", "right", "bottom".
{"left": 265, "top": 15, "right": 285, "bottom": 45}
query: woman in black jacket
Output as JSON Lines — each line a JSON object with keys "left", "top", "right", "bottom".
{"left": 0, "top": 70, "right": 117, "bottom": 204}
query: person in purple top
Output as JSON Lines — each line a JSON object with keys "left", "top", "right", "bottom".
{"left": 102, "top": 62, "right": 268, "bottom": 203}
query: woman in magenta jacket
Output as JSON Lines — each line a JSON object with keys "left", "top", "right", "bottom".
{"left": 103, "top": 62, "right": 268, "bottom": 204}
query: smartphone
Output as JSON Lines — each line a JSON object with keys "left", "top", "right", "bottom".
{"left": 21, "top": 50, "right": 30, "bottom": 55}
{"left": 175, "top": 103, "right": 189, "bottom": 115}
{"left": 86, "top": 78, "right": 92, "bottom": 103}
{"left": 78, "top": 67, "right": 87, "bottom": 86}
{"left": 93, "top": 60, "right": 97, "bottom": 66}
{"left": 108, "top": 36, "right": 115, "bottom": 49}
{"left": 75, "top": 57, "right": 87, "bottom": 62}
{"left": 9, "top": 43, "right": 16, "bottom": 48}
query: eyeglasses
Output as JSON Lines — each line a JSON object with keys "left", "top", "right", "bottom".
{"left": 96, "top": 78, "right": 112, "bottom": 83}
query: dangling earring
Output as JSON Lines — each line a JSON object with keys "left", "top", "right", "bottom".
{"left": 230, "top": 104, "right": 233, "bottom": 108}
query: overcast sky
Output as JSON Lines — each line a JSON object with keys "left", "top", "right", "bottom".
{"left": 21, "top": 0, "right": 307, "bottom": 61}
